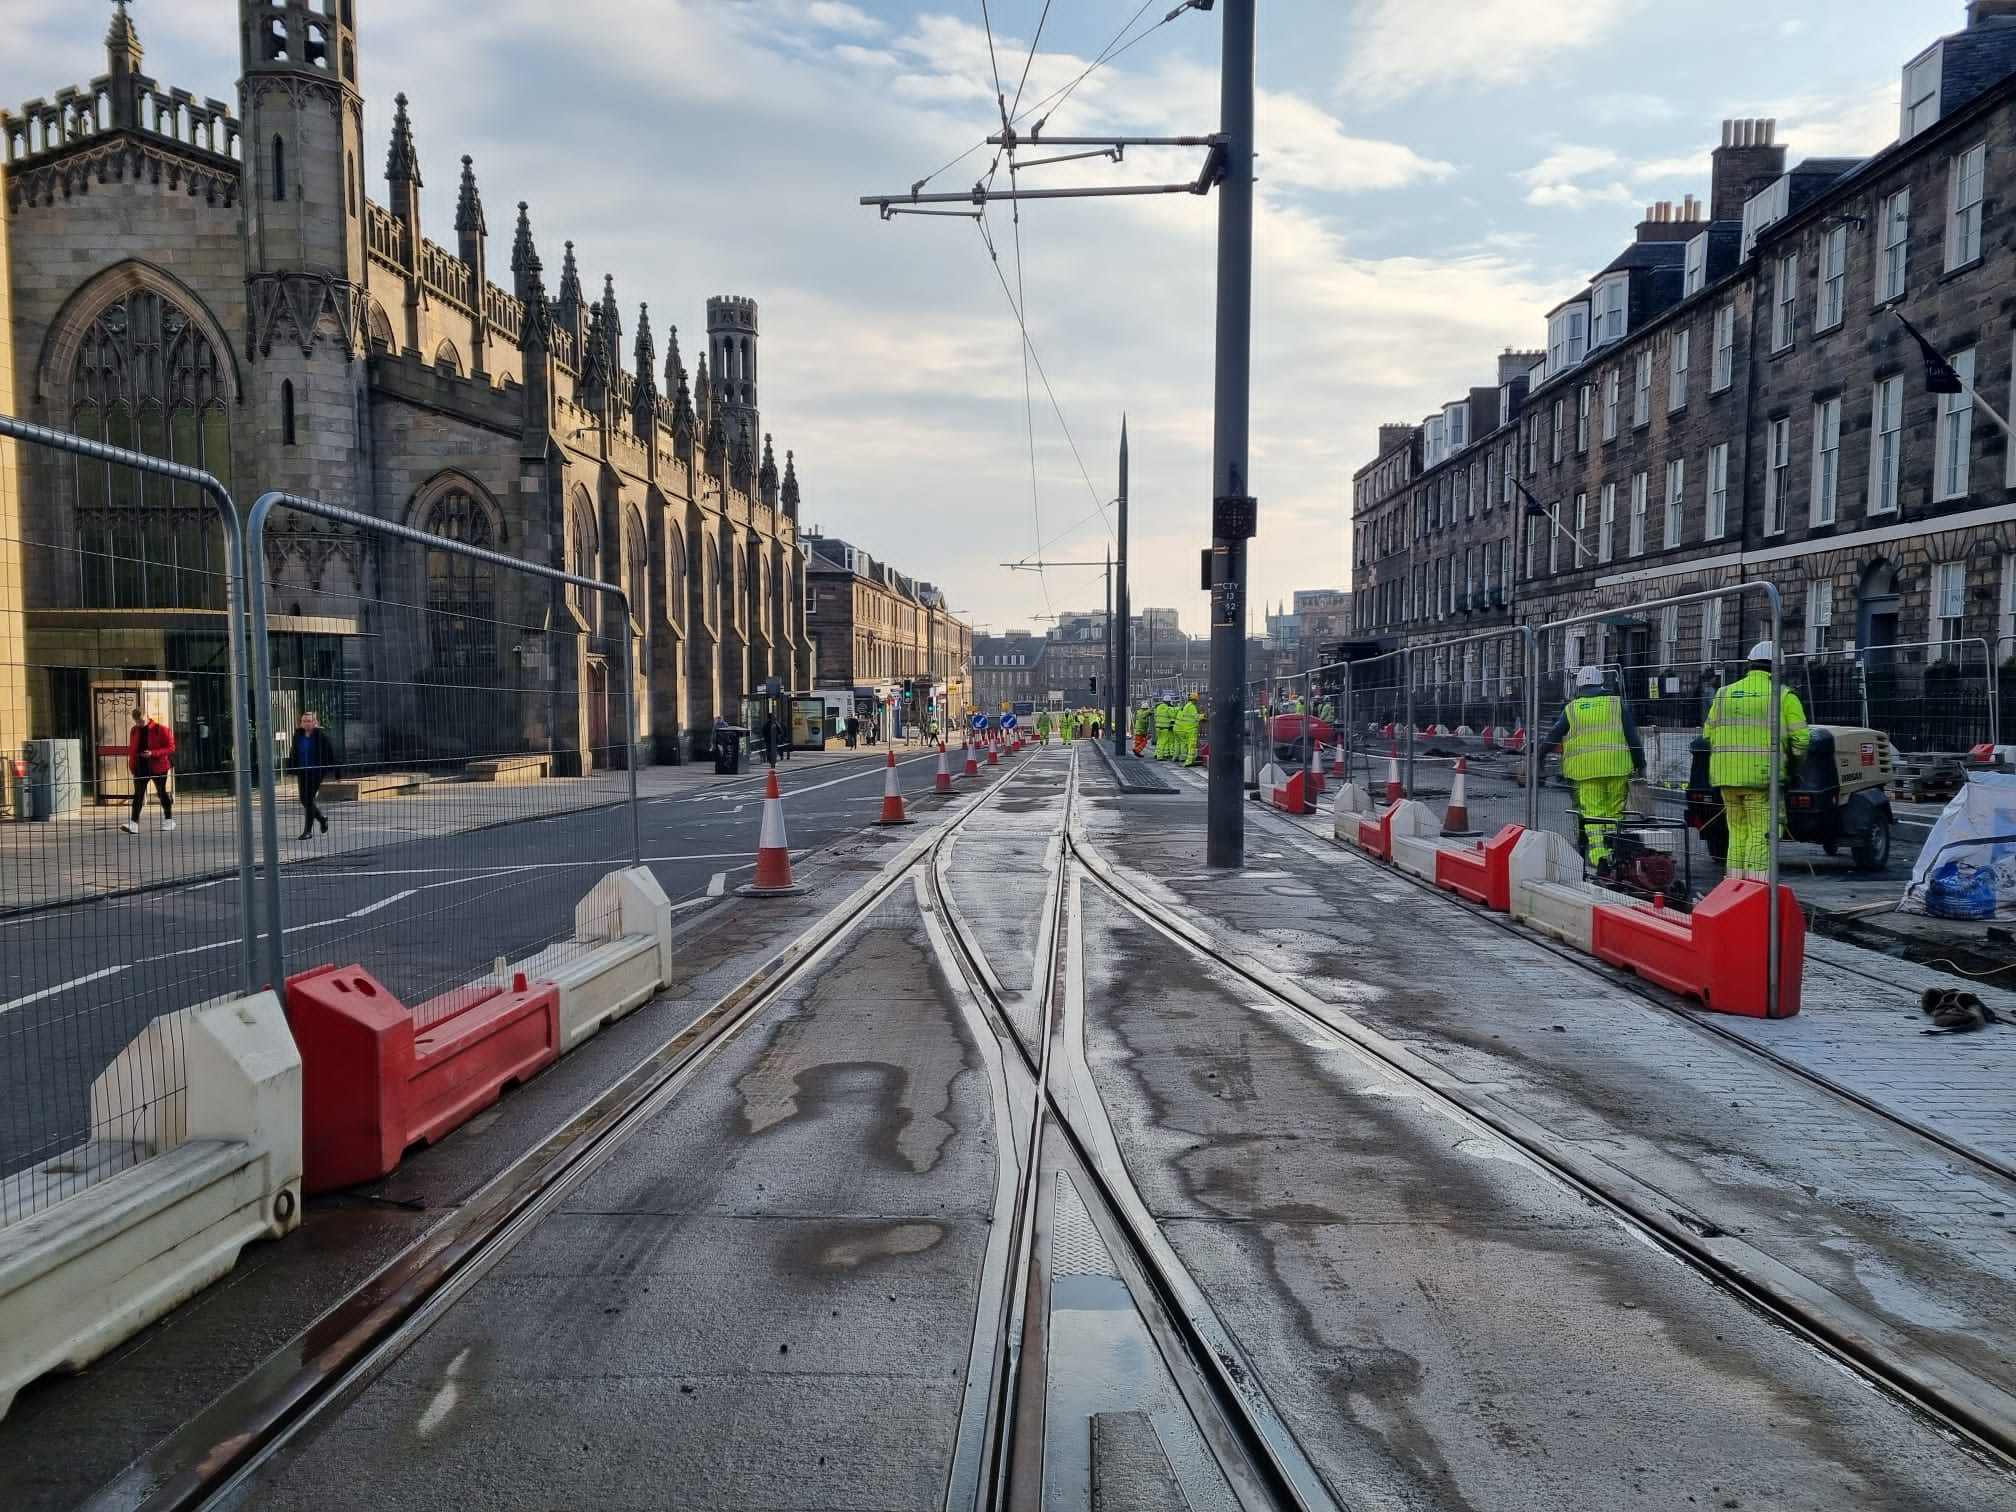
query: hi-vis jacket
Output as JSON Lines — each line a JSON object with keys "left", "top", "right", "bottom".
{"left": 1704, "top": 670, "right": 1810, "bottom": 788}
{"left": 1154, "top": 701, "right": 1176, "bottom": 732}
{"left": 1134, "top": 707, "right": 1153, "bottom": 736}
{"left": 1562, "top": 696, "right": 1640, "bottom": 780}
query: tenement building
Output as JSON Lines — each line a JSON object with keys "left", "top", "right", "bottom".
{"left": 1350, "top": 1, "right": 2016, "bottom": 743}
{"left": 802, "top": 532, "right": 972, "bottom": 725}
{"left": 1, "top": 1, "right": 812, "bottom": 775}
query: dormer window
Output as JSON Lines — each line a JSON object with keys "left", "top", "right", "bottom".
{"left": 1741, "top": 175, "right": 1790, "bottom": 259}
{"left": 1444, "top": 402, "right": 1469, "bottom": 451}
{"left": 1591, "top": 276, "right": 1628, "bottom": 347}
{"left": 1547, "top": 303, "right": 1589, "bottom": 374}
{"left": 1903, "top": 47, "right": 1942, "bottom": 140}
{"left": 1683, "top": 232, "right": 1708, "bottom": 297}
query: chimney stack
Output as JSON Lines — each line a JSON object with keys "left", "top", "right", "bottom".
{"left": 1970, "top": 1, "right": 2016, "bottom": 27}
{"left": 1710, "top": 118, "right": 1786, "bottom": 222}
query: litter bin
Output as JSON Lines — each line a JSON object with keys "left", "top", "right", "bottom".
{"left": 712, "top": 725, "right": 750, "bottom": 774}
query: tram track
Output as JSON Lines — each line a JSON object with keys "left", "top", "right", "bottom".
{"left": 924, "top": 752, "right": 1336, "bottom": 1512}
{"left": 84, "top": 757, "right": 1049, "bottom": 1512}
{"left": 1071, "top": 794, "right": 2016, "bottom": 1477}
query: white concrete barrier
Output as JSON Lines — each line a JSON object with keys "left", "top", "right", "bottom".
{"left": 0, "top": 991, "right": 302, "bottom": 1421}
{"left": 1332, "top": 782, "right": 1370, "bottom": 840}
{"left": 516, "top": 867, "right": 674, "bottom": 1054}
{"left": 1507, "top": 828, "right": 1608, "bottom": 953}
{"left": 1388, "top": 801, "right": 1450, "bottom": 881}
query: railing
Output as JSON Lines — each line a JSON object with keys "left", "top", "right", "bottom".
{"left": 484, "top": 282, "right": 524, "bottom": 344}
{"left": 4, "top": 75, "right": 239, "bottom": 165}
{"left": 364, "top": 202, "right": 405, "bottom": 267}
{"left": 419, "top": 238, "right": 473, "bottom": 312}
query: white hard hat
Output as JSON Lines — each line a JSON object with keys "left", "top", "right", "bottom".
{"left": 1574, "top": 665, "right": 1604, "bottom": 690}
{"left": 1748, "top": 640, "right": 1774, "bottom": 662}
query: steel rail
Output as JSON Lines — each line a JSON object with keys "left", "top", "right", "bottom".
{"left": 87, "top": 757, "right": 1043, "bottom": 1512}
{"left": 1070, "top": 816, "right": 2016, "bottom": 1474}
{"left": 929, "top": 752, "right": 1340, "bottom": 1512}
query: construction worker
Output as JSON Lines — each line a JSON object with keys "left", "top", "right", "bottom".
{"left": 1153, "top": 696, "right": 1176, "bottom": 759}
{"left": 1545, "top": 665, "right": 1645, "bottom": 872}
{"left": 1704, "top": 640, "right": 1810, "bottom": 880}
{"left": 1175, "top": 694, "right": 1201, "bottom": 767}
{"left": 1132, "top": 703, "right": 1153, "bottom": 756}
{"left": 1035, "top": 709, "right": 1052, "bottom": 744}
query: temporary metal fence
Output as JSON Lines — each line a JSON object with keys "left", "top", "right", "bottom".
{"left": 0, "top": 412, "right": 257, "bottom": 1221}
{"left": 245, "top": 490, "right": 642, "bottom": 1018}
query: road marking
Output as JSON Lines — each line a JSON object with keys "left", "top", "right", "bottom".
{"left": 707, "top": 872, "right": 726, "bottom": 897}
{"left": 0, "top": 964, "right": 129, "bottom": 1016}
{"left": 732, "top": 804, "right": 744, "bottom": 815}
{"left": 347, "top": 888, "right": 418, "bottom": 918}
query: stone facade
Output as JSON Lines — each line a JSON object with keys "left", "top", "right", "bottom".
{"left": 1, "top": 2, "right": 812, "bottom": 776}
{"left": 803, "top": 533, "right": 972, "bottom": 726}
{"left": 1350, "top": 6, "right": 2016, "bottom": 747}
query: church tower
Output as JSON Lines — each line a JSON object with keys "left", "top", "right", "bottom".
{"left": 706, "top": 296, "right": 759, "bottom": 462}
{"left": 237, "top": 0, "right": 371, "bottom": 517}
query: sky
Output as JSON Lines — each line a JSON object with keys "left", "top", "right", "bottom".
{"left": 0, "top": 0, "right": 1959, "bottom": 639}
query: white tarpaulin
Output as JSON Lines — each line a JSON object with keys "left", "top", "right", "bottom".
{"left": 1899, "top": 771, "right": 2016, "bottom": 920}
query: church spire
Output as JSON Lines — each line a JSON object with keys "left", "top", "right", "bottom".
{"left": 510, "top": 202, "right": 537, "bottom": 302}
{"left": 455, "top": 155, "right": 485, "bottom": 237}
{"left": 578, "top": 299, "right": 610, "bottom": 413}
{"left": 555, "top": 241, "right": 585, "bottom": 344}
{"left": 518, "top": 247, "right": 550, "bottom": 353}
{"left": 695, "top": 350, "right": 712, "bottom": 429}
{"left": 599, "top": 275, "right": 623, "bottom": 373}
{"left": 632, "top": 304, "right": 659, "bottom": 434}
{"left": 107, "top": 1, "right": 141, "bottom": 64}
{"left": 386, "top": 93, "right": 421, "bottom": 227}
{"left": 781, "top": 450, "right": 801, "bottom": 521}
{"left": 759, "top": 433, "right": 779, "bottom": 509}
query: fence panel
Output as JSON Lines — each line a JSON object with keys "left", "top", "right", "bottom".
{"left": 245, "top": 490, "right": 642, "bottom": 1017}
{"left": 0, "top": 414, "right": 257, "bottom": 1221}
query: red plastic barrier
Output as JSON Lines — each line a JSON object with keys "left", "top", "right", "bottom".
{"left": 1268, "top": 769, "right": 1314, "bottom": 814}
{"left": 1433, "top": 823, "right": 1524, "bottom": 911}
{"left": 285, "top": 963, "right": 561, "bottom": 1192}
{"left": 1590, "top": 879, "right": 1804, "bottom": 1018}
{"left": 1356, "top": 800, "right": 1403, "bottom": 860}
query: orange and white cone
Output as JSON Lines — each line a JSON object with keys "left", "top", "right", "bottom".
{"left": 987, "top": 735, "right": 1000, "bottom": 765}
{"left": 1330, "top": 739, "right": 1346, "bottom": 778}
{"left": 878, "top": 749, "right": 912, "bottom": 825}
{"left": 1304, "top": 739, "right": 1326, "bottom": 795}
{"left": 1385, "top": 746, "right": 1404, "bottom": 803}
{"left": 964, "top": 739, "right": 979, "bottom": 778}
{"left": 1442, "top": 756, "right": 1476, "bottom": 836}
{"left": 936, "top": 741, "right": 954, "bottom": 793}
{"left": 738, "top": 768, "right": 801, "bottom": 895}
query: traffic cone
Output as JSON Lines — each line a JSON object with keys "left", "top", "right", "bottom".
{"left": 878, "top": 749, "right": 911, "bottom": 825}
{"left": 936, "top": 741, "right": 954, "bottom": 793}
{"left": 1385, "top": 746, "right": 1404, "bottom": 803}
{"left": 738, "top": 769, "right": 801, "bottom": 895}
{"left": 1330, "top": 740, "right": 1347, "bottom": 777}
{"left": 1442, "top": 756, "right": 1476, "bottom": 836}
{"left": 964, "top": 740, "right": 979, "bottom": 777}
{"left": 987, "top": 736, "right": 1000, "bottom": 765}
{"left": 1304, "top": 740, "right": 1326, "bottom": 795}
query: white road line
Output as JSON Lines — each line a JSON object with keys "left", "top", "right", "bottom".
{"left": 707, "top": 872, "right": 726, "bottom": 897}
{"left": 0, "top": 965, "right": 129, "bottom": 1016}
{"left": 346, "top": 888, "right": 418, "bottom": 918}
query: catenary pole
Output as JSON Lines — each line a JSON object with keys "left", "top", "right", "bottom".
{"left": 1104, "top": 544, "right": 1114, "bottom": 737}
{"left": 1113, "top": 418, "right": 1131, "bottom": 759}
{"left": 1206, "top": 0, "right": 1256, "bottom": 868}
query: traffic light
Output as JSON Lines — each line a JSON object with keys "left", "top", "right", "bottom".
{"left": 902, "top": 678, "right": 914, "bottom": 695}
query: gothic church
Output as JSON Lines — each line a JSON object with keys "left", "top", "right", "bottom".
{"left": 0, "top": 1, "right": 811, "bottom": 777}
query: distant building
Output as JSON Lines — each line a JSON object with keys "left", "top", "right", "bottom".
{"left": 801, "top": 532, "right": 972, "bottom": 725}
{"left": 972, "top": 631, "right": 1049, "bottom": 713}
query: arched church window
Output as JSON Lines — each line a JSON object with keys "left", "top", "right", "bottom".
{"left": 281, "top": 379, "right": 296, "bottom": 445}
{"left": 346, "top": 152, "right": 357, "bottom": 217}
{"left": 365, "top": 301, "right": 395, "bottom": 354}
{"left": 421, "top": 487, "right": 498, "bottom": 677}
{"left": 69, "top": 289, "right": 230, "bottom": 609}
{"left": 567, "top": 488, "right": 598, "bottom": 630}
{"left": 271, "top": 134, "right": 285, "bottom": 200}
{"left": 624, "top": 511, "right": 647, "bottom": 630}
{"left": 667, "top": 525, "right": 686, "bottom": 627}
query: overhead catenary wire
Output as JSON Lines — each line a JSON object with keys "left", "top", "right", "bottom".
{"left": 905, "top": 0, "right": 1191, "bottom": 197}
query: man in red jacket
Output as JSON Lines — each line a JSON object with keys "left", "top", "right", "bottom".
{"left": 122, "top": 707, "right": 176, "bottom": 833}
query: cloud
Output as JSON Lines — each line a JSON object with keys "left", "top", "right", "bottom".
{"left": 1518, "top": 146, "right": 1636, "bottom": 210}
{"left": 1771, "top": 79, "right": 1900, "bottom": 157}
{"left": 1343, "top": 0, "right": 1637, "bottom": 106}
{"left": 807, "top": 2, "right": 881, "bottom": 35}
{"left": 1519, "top": 146, "right": 1622, "bottom": 187}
